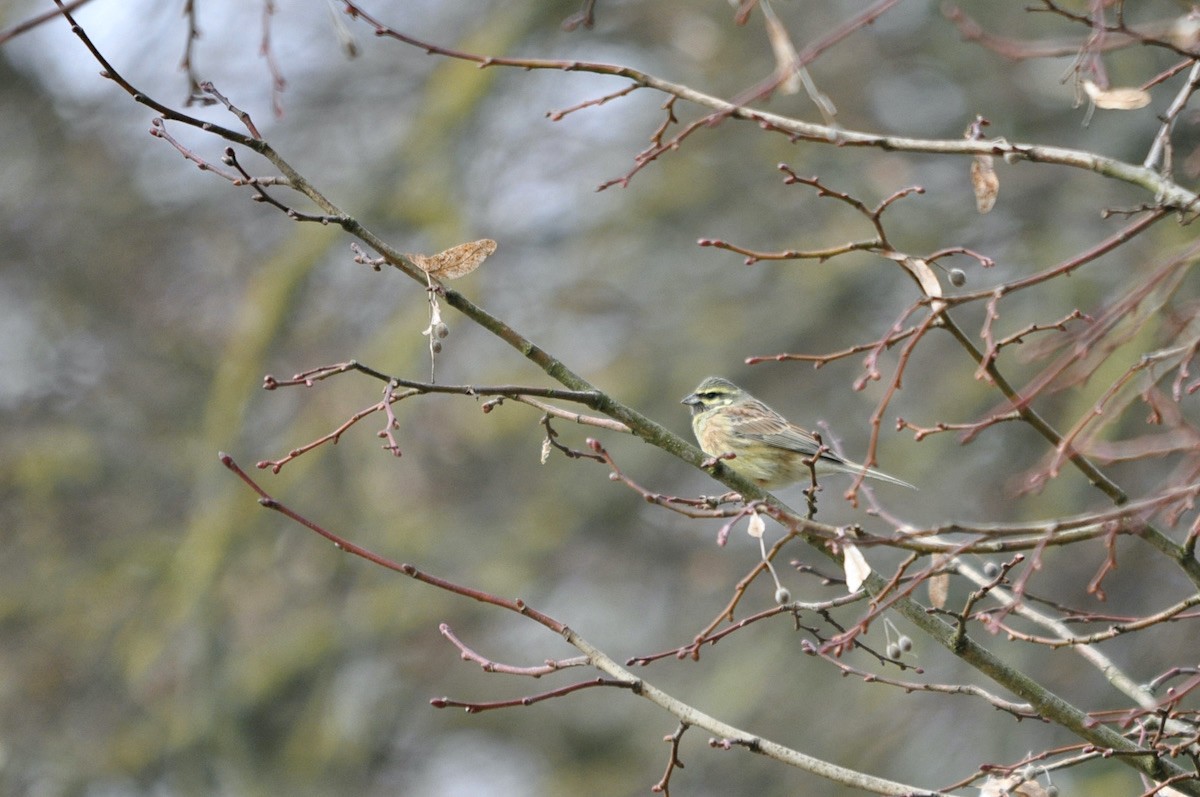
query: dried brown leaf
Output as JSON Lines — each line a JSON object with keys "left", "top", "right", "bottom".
{"left": 927, "top": 573, "right": 949, "bottom": 609}
{"left": 843, "top": 543, "right": 871, "bottom": 593}
{"left": 408, "top": 239, "right": 497, "bottom": 280}
{"left": 760, "top": 0, "right": 800, "bottom": 94}
{"left": 971, "top": 154, "right": 999, "bottom": 214}
{"left": 1082, "top": 79, "right": 1151, "bottom": 110}
{"left": 895, "top": 255, "right": 946, "bottom": 314}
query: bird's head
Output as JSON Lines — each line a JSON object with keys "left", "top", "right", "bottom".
{"left": 681, "top": 376, "right": 744, "bottom": 416}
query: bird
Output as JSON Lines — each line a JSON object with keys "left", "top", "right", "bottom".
{"left": 681, "top": 376, "right": 915, "bottom": 490}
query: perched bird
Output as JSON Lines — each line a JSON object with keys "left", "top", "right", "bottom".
{"left": 681, "top": 376, "right": 915, "bottom": 490}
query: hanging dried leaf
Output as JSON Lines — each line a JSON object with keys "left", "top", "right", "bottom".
{"left": 893, "top": 255, "right": 946, "bottom": 315}
{"left": 970, "top": 154, "right": 999, "bottom": 214}
{"left": 760, "top": 0, "right": 801, "bottom": 94}
{"left": 1082, "top": 79, "right": 1151, "bottom": 110}
{"left": 927, "top": 572, "right": 949, "bottom": 609}
{"left": 843, "top": 543, "right": 871, "bottom": 593}
{"left": 746, "top": 511, "right": 766, "bottom": 539}
{"left": 408, "top": 239, "right": 497, "bottom": 280}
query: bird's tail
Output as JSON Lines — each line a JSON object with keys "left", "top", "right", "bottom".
{"left": 850, "top": 462, "right": 917, "bottom": 490}
{"left": 817, "top": 451, "right": 917, "bottom": 490}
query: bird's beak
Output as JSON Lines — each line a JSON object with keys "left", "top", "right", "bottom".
{"left": 681, "top": 392, "right": 700, "bottom": 407}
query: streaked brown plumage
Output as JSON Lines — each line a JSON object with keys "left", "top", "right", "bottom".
{"left": 681, "top": 376, "right": 915, "bottom": 490}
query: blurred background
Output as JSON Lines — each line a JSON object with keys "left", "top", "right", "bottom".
{"left": 2, "top": 1, "right": 1199, "bottom": 795}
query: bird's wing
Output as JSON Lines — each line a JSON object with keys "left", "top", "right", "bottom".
{"left": 758, "top": 426, "right": 836, "bottom": 460}
{"left": 738, "top": 417, "right": 858, "bottom": 469}
{"left": 731, "top": 413, "right": 824, "bottom": 457}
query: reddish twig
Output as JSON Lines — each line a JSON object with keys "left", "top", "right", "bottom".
{"left": 378, "top": 380, "right": 404, "bottom": 457}
{"left": 652, "top": 723, "right": 689, "bottom": 796}
{"left": 257, "top": 363, "right": 612, "bottom": 470}
{"left": 256, "top": 388, "right": 416, "bottom": 473}
{"left": 597, "top": 112, "right": 720, "bottom": 191}
{"left": 259, "top": 0, "right": 288, "bottom": 118}
{"left": 945, "top": 209, "right": 1171, "bottom": 307}
{"left": 431, "top": 677, "right": 635, "bottom": 713}
{"left": 705, "top": 168, "right": 922, "bottom": 267}
{"left": 219, "top": 452, "right": 567, "bottom": 633}
{"left": 589, "top": 439, "right": 745, "bottom": 519}
{"left": 925, "top": 246, "right": 995, "bottom": 270}
{"left": 180, "top": 0, "right": 212, "bottom": 107}
{"left": 1034, "top": 0, "right": 1200, "bottom": 60}
{"left": 219, "top": 145, "right": 340, "bottom": 221}
{"left": 895, "top": 411, "right": 1022, "bottom": 443}
{"left": 0, "top": 0, "right": 94, "bottom": 46}
{"left": 996, "top": 310, "right": 1089, "bottom": 350}
{"left": 942, "top": 3, "right": 1137, "bottom": 60}
{"left": 847, "top": 311, "right": 940, "bottom": 507}
{"left": 805, "top": 645, "right": 1042, "bottom": 720}
{"left": 995, "top": 593, "right": 1200, "bottom": 649}
{"left": 547, "top": 84, "right": 639, "bottom": 121}
{"left": 149, "top": 118, "right": 242, "bottom": 182}
{"left": 202, "top": 82, "right": 263, "bottom": 139}
{"left": 264, "top": 360, "right": 603, "bottom": 403}
{"left": 680, "top": 529, "right": 801, "bottom": 660}
{"left": 746, "top": 324, "right": 919, "bottom": 367}
{"left": 541, "top": 420, "right": 606, "bottom": 463}
{"left": 697, "top": 236, "right": 881, "bottom": 265}
{"left": 439, "top": 623, "right": 589, "bottom": 676}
